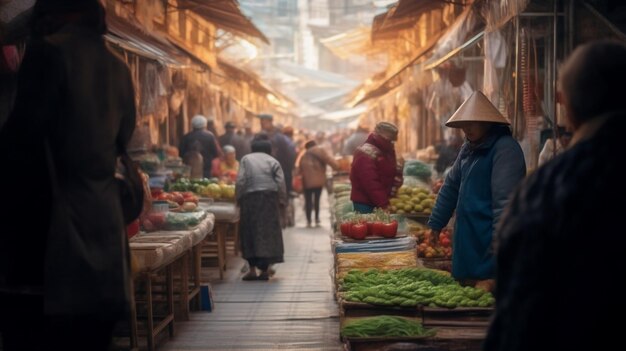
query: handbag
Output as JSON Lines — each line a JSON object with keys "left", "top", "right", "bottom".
{"left": 292, "top": 173, "right": 303, "bottom": 193}
{"left": 116, "top": 147, "right": 145, "bottom": 225}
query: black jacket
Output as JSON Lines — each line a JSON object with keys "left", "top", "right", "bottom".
{"left": 484, "top": 112, "right": 626, "bottom": 351}
{"left": 0, "top": 24, "right": 135, "bottom": 320}
{"left": 179, "top": 129, "right": 219, "bottom": 178}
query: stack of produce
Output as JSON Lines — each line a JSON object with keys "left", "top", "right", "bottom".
{"left": 339, "top": 209, "right": 399, "bottom": 239}
{"left": 389, "top": 186, "right": 436, "bottom": 215}
{"left": 340, "top": 268, "right": 494, "bottom": 308}
{"left": 341, "top": 316, "right": 435, "bottom": 338}
{"left": 416, "top": 228, "right": 452, "bottom": 259}
{"left": 142, "top": 208, "right": 207, "bottom": 232}
{"left": 169, "top": 178, "right": 235, "bottom": 200}
{"left": 331, "top": 183, "right": 353, "bottom": 226}
{"left": 335, "top": 247, "right": 418, "bottom": 280}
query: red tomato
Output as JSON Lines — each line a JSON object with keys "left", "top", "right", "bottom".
{"left": 366, "top": 221, "right": 374, "bottom": 236}
{"left": 440, "top": 237, "right": 452, "bottom": 247}
{"left": 350, "top": 223, "right": 368, "bottom": 240}
{"left": 340, "top": 222, "right": 352, "bottom": 237}
{"left": 147, "top": 212, "right": 166, "bottom": 228}
{"left": 156, "top": 193, "right": 171, "bottom": 201}
{"left": 381, "top": 220, "right": 398, "bottom": 238}
{"left": 372, "top": 221, "right": 384, "bottom": 236}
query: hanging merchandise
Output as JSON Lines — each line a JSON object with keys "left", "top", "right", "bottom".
{"left": 520, "top": 26, "right": 543, "bottom": 166}
{"left": 483, "top": 30, "right": 508, "bottom": 105}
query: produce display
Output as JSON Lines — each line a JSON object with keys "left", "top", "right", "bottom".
{"left": 332, "top": 183, "right": 353, "bottom": 224}
{"left": 142, "top": 209, "right": 207, "bottom": 232}
{"left": 169, "top": 178, "right": 235, "bottom": 200}
{"left": 389, "top": 186, "right": 436, "bottom": 215}
{"left": 151, "top": 189, "right": 199, "bottom": 212}
{"left": 335, "top": 250, "right": 418, "bottom": 279}
{"left": 340, "top": 268, "right": 494, "bottom": 308}
{"left": 339, "top": 209, "right": 398, "bottom": 239}
{"left": 403, "top": 160, "right": 432, "bottom": 181}
{"left": 341, "top": 316, "right": 435, "bottom": 338}
{"left": 417, "top": 228, "right": 452, "bottom": 258}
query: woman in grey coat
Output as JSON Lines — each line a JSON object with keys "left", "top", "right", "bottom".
{"left": 236, "top": 140, "right": 286, "bottom": 280}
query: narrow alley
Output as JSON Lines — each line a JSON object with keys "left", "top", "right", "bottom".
{"left": 160, "top": 194, "right": 342, "bottom": 351}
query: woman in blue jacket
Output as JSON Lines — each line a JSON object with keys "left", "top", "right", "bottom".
{"left": 428, "top": 91, "right": 526, "bottom": 291}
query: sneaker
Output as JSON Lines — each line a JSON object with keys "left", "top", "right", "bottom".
{"left": 268, "top": 265, "right": 276, "bottom": 277}
{"left": 315, "top": 219, "right": 321, "bottom": 227}
{"left": 306, "top": 222, "right": 312, "bottom": 228}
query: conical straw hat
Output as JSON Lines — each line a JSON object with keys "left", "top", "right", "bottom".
{"left": 445, "top": 91, "right": 510, "bottom": 128}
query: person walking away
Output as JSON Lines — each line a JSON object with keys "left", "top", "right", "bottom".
{"left": 537, "top": 125, "right": 572, "bottom": 166}
{"left": 179, "top": 114, "right": 220, "bottom": 178}
{"left": 349, "top": 121, "right": 403, "bottom": 214}
{"left": 427, "top": 91, "right": 526, "bottom": 292}
{"left": 297, "top": 140, "right": 340, "bottom": 227}
{"left": 183, "top": 140, "right": 204, "bottom": 179}
{"left": 484, "top": 40, "right": 626, "bottom": 351}
{"left": 256, "top": 113, "right": 297, "bottom": 194}
{"left": 342, "top": 121, "right": 370, "bottom": 156}
{"left": 235, "top": 140, "right": 286, "bottom": 281}
{"left": 240, "top": 120, "right": 254, "bottom": 155}
{"left": 218, "top": 121, "right": 248, "bottom": 161}
{"left": 0, "top": 1, "right": 136, "bottom": 350}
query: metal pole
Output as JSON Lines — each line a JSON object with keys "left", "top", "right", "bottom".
{"left": 513, "top": 16, "right": 520, "bottom": 137}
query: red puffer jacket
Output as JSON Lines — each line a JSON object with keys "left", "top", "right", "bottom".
{"left": 349, "top": 133, "right": 403, "bottom": 208}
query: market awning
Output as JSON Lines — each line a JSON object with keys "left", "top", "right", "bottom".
{"left": 371, "top": 0, "right": 446, "bottom": 42}
{"left": 422, "top": 4, "right": 485, "bottom": 70}
{"left": 319, "top": 26, "right": 383, "bottom": 59}
{"left": 175, "top": 0, "right": 269, "bottom": 44}
{"left": 350, "top": 30, "right": 445, "bottom": 106}
{"left": 319, "top": 106, "right": 367, "bottom": 122}
{"left": 106, "top": 15, "right": 189, "bottom": 68}
{"left": 216, "top": 58, "right": 294, "bottom": 109}
{"left": 387, "top": 0, "right": 444, "bottom": 20}
{"left": 423, "top": 31, "right": 485, "bottom": 70}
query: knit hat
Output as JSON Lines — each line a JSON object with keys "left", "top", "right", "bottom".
{"left": 224, "top": 121, "right": 236, "bottom": 129}
{"left": 445, "top": 91, "right": 510, "bottom": 128}
{"left": 374, "top": 121, "right": 399, "bottom": 141}
{"left": 191, "top": 115, "right": 207, "bottom": 129}
{"left": 223, "top": 145, "right": 236, "bottom": 154}
{"left": 257, "top": 114, "right": 273, "bottom": 120}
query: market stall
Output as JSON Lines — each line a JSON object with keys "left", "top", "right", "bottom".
{"left": 129, "top": 212, "right": 215, "bottom": 351}
{"left": 328, "top": 162, "right": 492, "bottom": 351}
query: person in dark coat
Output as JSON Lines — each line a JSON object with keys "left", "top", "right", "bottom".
{"left": 349, "top": 121, "right": 403, "bottom": 213}
{"left": 179, "top": 114, "right": 220, "bottom": 178}
{"left": 342, "top": 121, "right": 370, "bottom": 156}
{"left": 484, "top": 40, "right": 626, "bottom": 351}
{"left": 428, "top": 91, "right": 526, "bottom": 291}
{"left": 0, "top": 1, "right": 135, "bottom": 350}
{"left": 256, "top": 113, "right": 296, "bottom": 194}
{"left": 218, "top": 121, "right": 248, "bottom": 161}
{"left": 235, "top": 140, "right": 286, "bottom": 281}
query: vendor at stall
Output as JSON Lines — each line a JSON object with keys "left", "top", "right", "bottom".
{"left": 349, "top": 121, "right": 403, "bottom": 214}
{"left": 427, "top": 91, "right": 526, "bottom": 291}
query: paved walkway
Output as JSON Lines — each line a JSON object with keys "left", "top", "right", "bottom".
{"left": 161, "top": 193, "right": 342, "bottom": 351}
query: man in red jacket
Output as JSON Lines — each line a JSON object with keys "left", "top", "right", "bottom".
{"left": 350, "top": 121, "right": 403, "bottom": 213}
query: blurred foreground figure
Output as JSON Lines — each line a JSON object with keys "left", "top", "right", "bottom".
{"left": 485, "top": 40, "right": 626, "bottom": 351}
{"left": 0, "top": 1, "right": 136, "bottom": 350}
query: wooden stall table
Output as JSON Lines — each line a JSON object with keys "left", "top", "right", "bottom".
{"left": 200, "top": 201, "right": 240, "bottom": 279}
{"left": 130, "top": 233, "right": 186, "bottom": 350}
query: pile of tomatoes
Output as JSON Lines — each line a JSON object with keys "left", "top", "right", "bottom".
{"left": 340, "top": 220, "right": 398, "bottom": 239}
{"left": 417, "top": 228, "right": 452, "bottom": 258}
